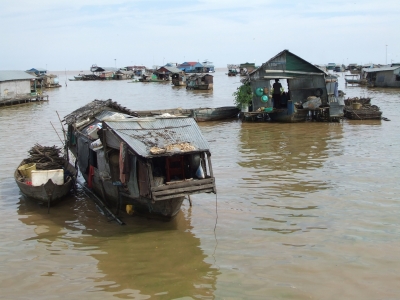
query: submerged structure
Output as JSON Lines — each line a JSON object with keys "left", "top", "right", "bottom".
{"left": 63, "top": 100, "right": 216, "bottom": 218}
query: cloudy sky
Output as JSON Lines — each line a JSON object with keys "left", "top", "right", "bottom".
{"left": 1, "top": 0, "right": 398, "bottom": 71}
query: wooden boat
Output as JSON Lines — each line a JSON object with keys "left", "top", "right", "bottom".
{"left": 63, "top": 99, "right": 217, "bottom": 219}
{"left": 15, "top": 160, "right": 76, "bottom": 205}
{"left": 193, "top": 106, "right": 240, "bottom": 121}
{"left": 227, "top": 69, "right": 238, "bottom": 76}
{"left": 135, "top": 106, "right": 240, "bottom": 122}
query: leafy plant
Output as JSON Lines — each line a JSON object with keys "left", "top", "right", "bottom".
{"left": 233, "top": 84, "right": 253, "bottom": 107}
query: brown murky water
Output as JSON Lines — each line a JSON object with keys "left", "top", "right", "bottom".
{"left": 1, "top": 71, "right": 400, "bottom": 299}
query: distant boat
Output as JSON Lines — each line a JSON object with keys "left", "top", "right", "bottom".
{"left": 202, "top": 60, "right": 215, "bottom": 72}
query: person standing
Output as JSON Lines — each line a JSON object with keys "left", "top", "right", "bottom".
{"left": 272, "top": 79, "right": 283, "bottom": 108}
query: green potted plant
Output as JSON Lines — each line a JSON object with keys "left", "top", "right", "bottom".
{"left": 233, "top": 83, "right": 253, "bottom": 112}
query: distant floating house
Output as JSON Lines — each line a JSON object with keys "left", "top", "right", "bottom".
{"left": 239, "top": 62, "right": 256, "bottom": 76}
{"left": 201, "top": 60, "right": 215, "bottom": 72}
{"left": 114, "top": 70, "right": 134, "bottom": 80}
{"left": 178, "top": 62, "right": 203, "bottom": 73}
{"left": 26, "top": 68, "right": 47, "bottom": 76}
{"left": 326, "top": 63, "right": 336, "bottom": 70}
{"left": 364, "top": 64, "right": 400, "bottom": 88}
{"left": 0, "top": 70, "right": 41, "bottom": 105}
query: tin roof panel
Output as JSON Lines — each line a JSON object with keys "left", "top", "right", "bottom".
{"left": 105, "top": 117, "right": 210, "bottom": 157}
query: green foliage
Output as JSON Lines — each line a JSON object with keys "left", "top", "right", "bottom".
{"left": 232, "top": 84, "right": 253, "bottom": 107}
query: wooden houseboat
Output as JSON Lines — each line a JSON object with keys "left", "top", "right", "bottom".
{"left": 171, "top": 72, "right": 187, "bottom": 86}
{"left": 364, "top": 64, "right": 400, "bottom": 88}
{"left": 240, "top": 49, "right": 344, "bottom": 122}
{"left": 63, "top": 100, "right": 217, "bottom": 219}
{"left": 186, "top": 74, "right": 213, "bottom": 90}
{"left": 0, "top": 71, "right": 48, "bottom": 106}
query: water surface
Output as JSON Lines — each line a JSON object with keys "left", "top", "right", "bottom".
{"left": 1, "top": 71, "right": 399, "bottom": 299}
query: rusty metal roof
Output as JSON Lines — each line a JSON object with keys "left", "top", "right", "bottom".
{"left": 104, "top": 117, "right": 210, "bottom": 158}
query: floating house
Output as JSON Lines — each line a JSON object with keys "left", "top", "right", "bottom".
{"left": 155, "top": 66, "right": 183, "bottom": 81}
{"left": 201, "top": 60, "right": 215, "bottom": 72}
{"left": 114, "top": 70, "right": 134, "bottom": 80}
{"left": 26, "top": 68, "right": 47, "bottom": 76}
{"left": 326, "top": 63, "right": 336, "bottom": 70}
{"left": 0, "top": 71, "right": 40, "bottom": 105}
{"left": 63, "top": 99, "right": 216, "bottom": 219}
{"left": 178, "top": 62, "right": 204, "bottom": 73}
{"left": 363, "top": 64, "right": 400, "bottom": 88}
{"left": 242, "top": 49, "right": 343, "bottom": 122}
{"left": 186, "top": 74, "right": 213, "bottom": 90}
{"left": 239, "top": 62, "right": 256, "bottom": 76}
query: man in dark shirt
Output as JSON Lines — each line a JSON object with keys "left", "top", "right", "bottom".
{"left": 273, "top": 79, "right": 282, "bottom": 108}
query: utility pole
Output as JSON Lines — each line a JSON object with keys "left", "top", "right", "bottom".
{"left": 386, "top": 45, "right": 388, "bottom": 65}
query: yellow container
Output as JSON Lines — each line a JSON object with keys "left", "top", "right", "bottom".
{"left": 18, "top": 163, "right": 36, "bottom": 179}
{"left": 352, "top": 103, "right": 362, "bottom": 110}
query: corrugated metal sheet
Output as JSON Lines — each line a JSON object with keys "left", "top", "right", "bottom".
{"left": 163, "top": 66, "right": 183, "bottom": 73}
{"left": 104, "top": 117, "right": 210, "bottom": 158}
{"left": 0, "top": 71, "right": 37, "bottom": 82}
{"left": 363, "top": 66, "right": 400, "bottom": 73}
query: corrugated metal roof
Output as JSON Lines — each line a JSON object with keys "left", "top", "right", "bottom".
{"left": 0, "top": 71, "right": 37, "bottom": 81}
{"left": 162, "top": 66, "right": 183, "bottom": 73}
{"left": 104, "top": 117, "right": 210, "bottom": 158}
{"left": 363, "top": 66, "right": 400, "bottom": 73}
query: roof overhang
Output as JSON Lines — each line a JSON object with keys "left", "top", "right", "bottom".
{"left": 264, "top": 76, "right": 295, "bottom": 79}
{"left": 264, "top": 70, "right": 325, "bottom": 76}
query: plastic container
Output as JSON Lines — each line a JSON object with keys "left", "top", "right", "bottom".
{"left": 31, "top": 169, "right": 64, "bottom": 186}
{"left": 261, "top": 95, "right": 269, "bottom": 102}
{"left": 18, "top": 163, "right": 36, "bottom": 179}
{"left": 352, "top": 103, "right": 362, "bottom": 110}
{"left": 264, "top": 107, "right": 273, "bottom": 113}
{"left": 255, "top": 87, "right": 264, "bottom": 96}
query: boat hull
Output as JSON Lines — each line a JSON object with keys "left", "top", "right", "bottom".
{"left": 135, "top": 106, "right": 239, "bottom": 122}
{"left": 15, "top": 163, "right": 76, "bottom": 205}
{"left": 193, "top": 106, "right": 240, "bottom": 122}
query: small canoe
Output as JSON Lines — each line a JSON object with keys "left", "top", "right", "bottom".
{"left": 15, "top": 161, "right": 76, "bottom": 205}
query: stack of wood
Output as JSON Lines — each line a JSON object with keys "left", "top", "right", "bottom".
{"left": 22, "top": 144, "right": 67, "bottom": 170}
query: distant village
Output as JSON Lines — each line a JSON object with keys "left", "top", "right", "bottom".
{"left": 0, "top": 50, "right": 398, "bottom": 125}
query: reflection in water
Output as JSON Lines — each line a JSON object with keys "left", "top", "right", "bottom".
{"left": 16, "top": 189, "right": 219, "bottom": 299}
{"left": 235, "top": 122, "right": 344, "bottom": 235}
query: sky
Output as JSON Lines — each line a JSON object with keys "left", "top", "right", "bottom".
{"left": 1, "top": 0, "right": 399, "bottom": 71}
